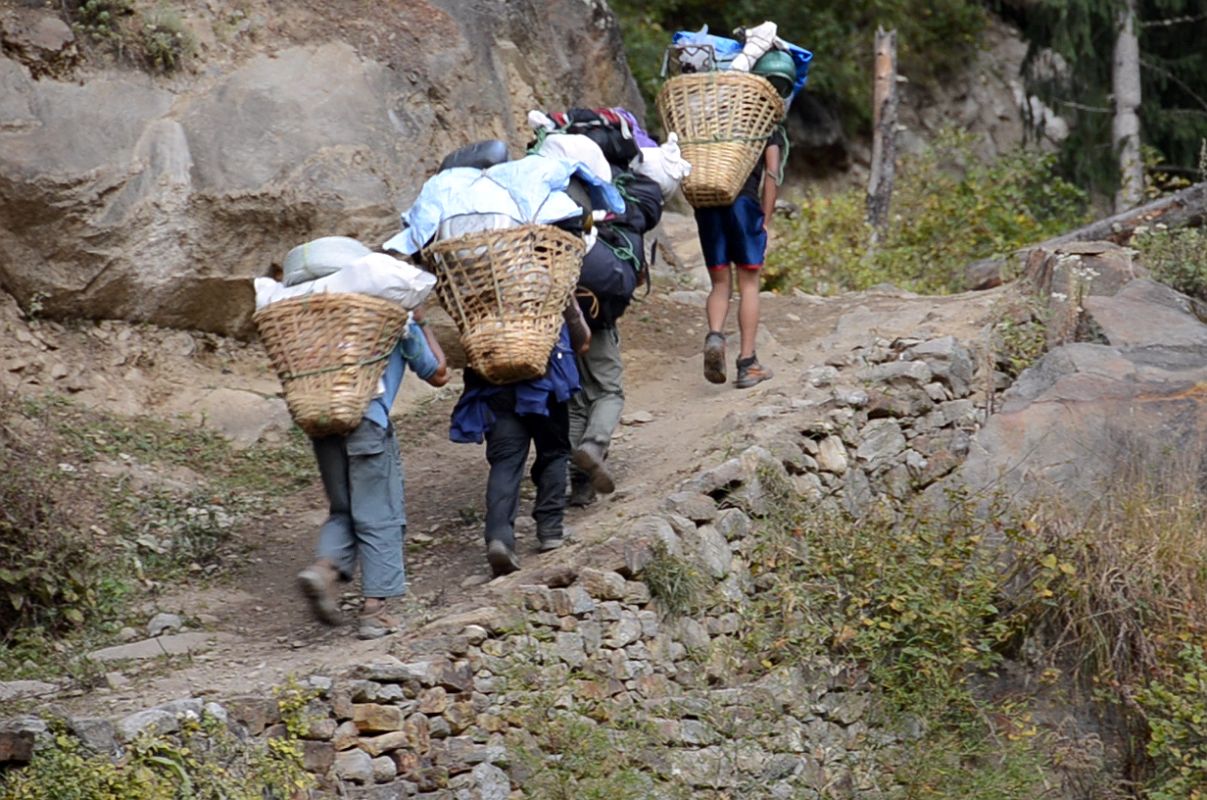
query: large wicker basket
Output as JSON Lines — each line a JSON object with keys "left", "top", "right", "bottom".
{"left": 422, "top": 224, "right": 584, "bottom": 384}
{"left": 656, "top": 71, "right": 785, "bottom": 208}
{"left": 254, "top": 292, "right": 407, "bottom": 437}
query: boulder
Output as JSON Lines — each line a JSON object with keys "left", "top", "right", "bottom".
{"left": 950, "top": 278, "right": 1207, "bottom": 509}
{"left": 0, "top": 1, "right": 640, "bottom": 336}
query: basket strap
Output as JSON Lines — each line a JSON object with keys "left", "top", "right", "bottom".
{"left": 279, "top": 350, "right": 393, "bottom": 382}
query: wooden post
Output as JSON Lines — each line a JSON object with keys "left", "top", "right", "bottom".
{"left": 866, "top": 27, "right": 899, "bottom": 239}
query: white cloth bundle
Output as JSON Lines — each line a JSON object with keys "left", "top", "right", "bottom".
{"left": 634, "top": 133, "right": 693, "bottom": 200}
{"left": 532, "top": 133, "right": 613, "bottom": 187}
{"left": 730, "top": 21, "right": 778, "bottom": 72}
{"left": 255, "top": 252, "right": 436, "bottom": 311}
{"left": 281, "top": 236, "right": 371, "bottom": 287}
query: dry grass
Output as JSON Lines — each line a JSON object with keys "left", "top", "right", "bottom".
{"left": 1010, "top": 428, "right": 1207, "bottom": 698}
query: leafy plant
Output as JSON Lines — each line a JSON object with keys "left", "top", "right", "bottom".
{"left": 139, "top": 5, "right": 195, "bottom": 72}
{"left": 766, "top": 131, "right": 1088, "bottom": 295}
{"left": 0, "top": 710, "right": 312, "bottom": 799}
{"left": 72, "top": 0, "right": 134, "bottom": 42}
{"left": 1135, "top": 644, "right": 1207, "bottom": 800}
{"left": 1133, "top": 225, "right": 1207, "bottom": 302}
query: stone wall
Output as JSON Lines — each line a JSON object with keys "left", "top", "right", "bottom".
{"left": 0, "top": 333, "right": 991, "bottom": 798}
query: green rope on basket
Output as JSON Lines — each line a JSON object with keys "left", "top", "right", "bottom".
{"left": 280, "top": 349, "right": 393, "bottom": 382}
{"left": 676, "top": 132, "right": 775, "bottom": 146}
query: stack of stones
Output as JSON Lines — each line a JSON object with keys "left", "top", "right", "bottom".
{"left": 0, "top": 334, "right": 994, "bottom": 799}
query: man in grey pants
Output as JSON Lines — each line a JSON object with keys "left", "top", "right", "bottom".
{"left": 569, "top": 168, "right": 664, "bottom": 505}
{"left": 569, "top": 326, "right": 623, "bottom": 503}
{"left": 298, "top": 312, "right": 448, "bottom": 639}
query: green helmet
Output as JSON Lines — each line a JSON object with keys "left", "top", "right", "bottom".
{"left": 752, "top": 49, "right": 797, "bottom": 98}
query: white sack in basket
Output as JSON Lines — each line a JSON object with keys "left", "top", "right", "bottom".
{"left": 532, "top": 133, "right": 613, "bottom": 189}
{"left": 634, "top": 133, "right": 693, "bottom": 200}
{"left": 255, "top": 253, "right": 436, "bottom": 311}
{"left": 281, "top": 236, "right": 371, "bottom": 287}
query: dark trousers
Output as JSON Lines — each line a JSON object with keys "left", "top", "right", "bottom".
{"left": 484, "top": 389, "right": 570, "bottom": 548}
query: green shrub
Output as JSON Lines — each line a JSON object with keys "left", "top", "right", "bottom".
{"left": 139, "top": 6, "right": 195, "bottom": 72}
{"left": 639, "top": 541, "right": 707, "bottom": 616}
{"left": 1135, "top": 644, "right": 1207, "bottom": 800}
{"left": 0, "top": 711, "right": 312, "bottom": 799}
{"left": 0, "top": 403, "right": 107, "bottom": 637}
{"left": 72, "top": 0, "right": 134, "bottom": 42}
{"left": 742, "top": 499, "right": 1018, "bottom": 715}
{"left": 1133, "top": 226, "right": 1207, "bottom": 302}
{"left": 766, "top": 131, "right": 1088, "bottom": 295}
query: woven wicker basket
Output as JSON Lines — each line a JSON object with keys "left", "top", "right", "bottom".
{"left": 423, "top": 224, "right": 584, "bottom": 384}
{"left": 254, "top": 292, "right": 407, "bottom": 437}
{"left": 656, "top": 71, "right": 785, "bottom": 208}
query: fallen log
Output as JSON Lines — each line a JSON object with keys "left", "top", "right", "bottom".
{"left": 966, "top": 180, "right": 1207, "bottom": 290}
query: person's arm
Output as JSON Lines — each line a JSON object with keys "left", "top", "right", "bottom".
{"left": 563, "top": 295, "right": 591, "bottom": 355}
{"left": 761, "top": 143, "right": 781, "bottom": 228}
{"left": 411, "top": 307, "right": 449, "bottom": 387}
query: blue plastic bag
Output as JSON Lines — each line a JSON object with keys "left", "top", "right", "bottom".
{"left": 782, "top": 42, "right": 814, "bottom": 99}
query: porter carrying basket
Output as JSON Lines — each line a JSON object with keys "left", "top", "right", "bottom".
{"left": 656, "top": 70, "right": 785, "bottom": 208}
{"left": 422, "top": 224, "right": 584, "bottom": 384}
{"left": 254, "top": 292, "right": 407, "bottom": 437}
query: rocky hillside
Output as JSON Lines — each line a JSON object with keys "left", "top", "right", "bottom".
{"left": 0, "top": 0, "right": 639, "bottom": 336}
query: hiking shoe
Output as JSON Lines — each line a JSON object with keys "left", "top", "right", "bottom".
{"left": 703, "top": 332, "right": 727, "bottom": 384}
{"left": 735, "top": 355, "right": 774, "bottom": 389}
{"left": 486, "top": 539, "right": 520, "bottom": 577}
{"left": 297, "top": 563, "right": 343, "bottom": 626}
{"left": 568, "top": 480, "right": 597, "bottom": 508}
{"left": 356, "top": 608, "right": 401, "bottom": 640}
{"left": 571, "top": 441, "right": 615, "bottom": 494}
{"left": 538, "top": 535, "right": 565, "bottom": 552}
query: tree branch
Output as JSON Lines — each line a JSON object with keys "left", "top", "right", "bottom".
{"left": 1140, "top": 57, "right": 1207, "bottom": 113}
{"left": 1139, "top": 11, "right": 1207, "bottom": 28}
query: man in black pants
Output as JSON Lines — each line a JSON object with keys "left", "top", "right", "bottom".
{"left": 449, "top": 306, "right": 589, "bottom": 576}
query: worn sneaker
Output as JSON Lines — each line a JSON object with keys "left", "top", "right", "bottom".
{"left": 357, "top": 608, "right": 401, "bottom": 640}
{"left": 538, "top": 535, "right": 565, "bottom": 552}
{"left": 297, "top": 562, "right": 343, "bottom": 626}
{"left": 703, "top": 331, "right": 727, "bottom": 384}
{"left": 571, "top": 441, "right": 615, "bottom": 494}
{"left": 735, "top": 355, "right": 774, "bottom": 389}
{"left": 486, "top": 538, "right": 520, "bottom": 577}
{"left": 568, "top": 480, "right": 597, "bottom": 508}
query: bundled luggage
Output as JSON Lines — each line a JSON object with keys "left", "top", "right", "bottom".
{"left": 388, "top": 144, "right": 619, "bottom": 384}
{"left": 254, "top": 245, "right": 436, "bottom": 437}
{"left": 656, "top": 22, "right": 812, "bottom": 208}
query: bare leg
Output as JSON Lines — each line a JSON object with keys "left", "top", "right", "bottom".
{"left": 736, "top": 269, "right": 761, "bottom": 359}
{"left": 706, "top": 267, "right": 732, "bottom": 333}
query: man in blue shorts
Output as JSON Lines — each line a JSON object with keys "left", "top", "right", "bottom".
{"left": 696, "top": 127, "right": 785, "bottom": 389}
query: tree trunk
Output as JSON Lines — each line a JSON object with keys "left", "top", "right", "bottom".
{"left": 1112, "top": 0, "right": 1143, "bottom": 211}
{"left": 866, "top": 27, "right": 898, "bottom": 237}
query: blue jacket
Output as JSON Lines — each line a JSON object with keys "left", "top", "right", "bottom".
{"left": 449, "top": 326, "right": 580, "bottom": 444}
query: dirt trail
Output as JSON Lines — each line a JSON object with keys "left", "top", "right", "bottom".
{"left": 9, "top": 212, "right": 1007, "bottom": 716}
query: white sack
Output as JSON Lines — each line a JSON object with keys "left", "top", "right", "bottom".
{"left": 255, "top": 253, "right": 436, "bottom": 311}
{"left": 634, "top": 133, "right": 693, "bottom": 199}
{"left": 532, "top": 133, "right": 613, "bottom": 186}
{"left": 281, "top": 236, "right": 371, "bottom": 287}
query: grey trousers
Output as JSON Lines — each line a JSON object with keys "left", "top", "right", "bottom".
{"left": 569, "top": 325, "right": 624, "bottom": 480}
{"left": 312, "top": 419, "right": 407, "bottom": 598}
